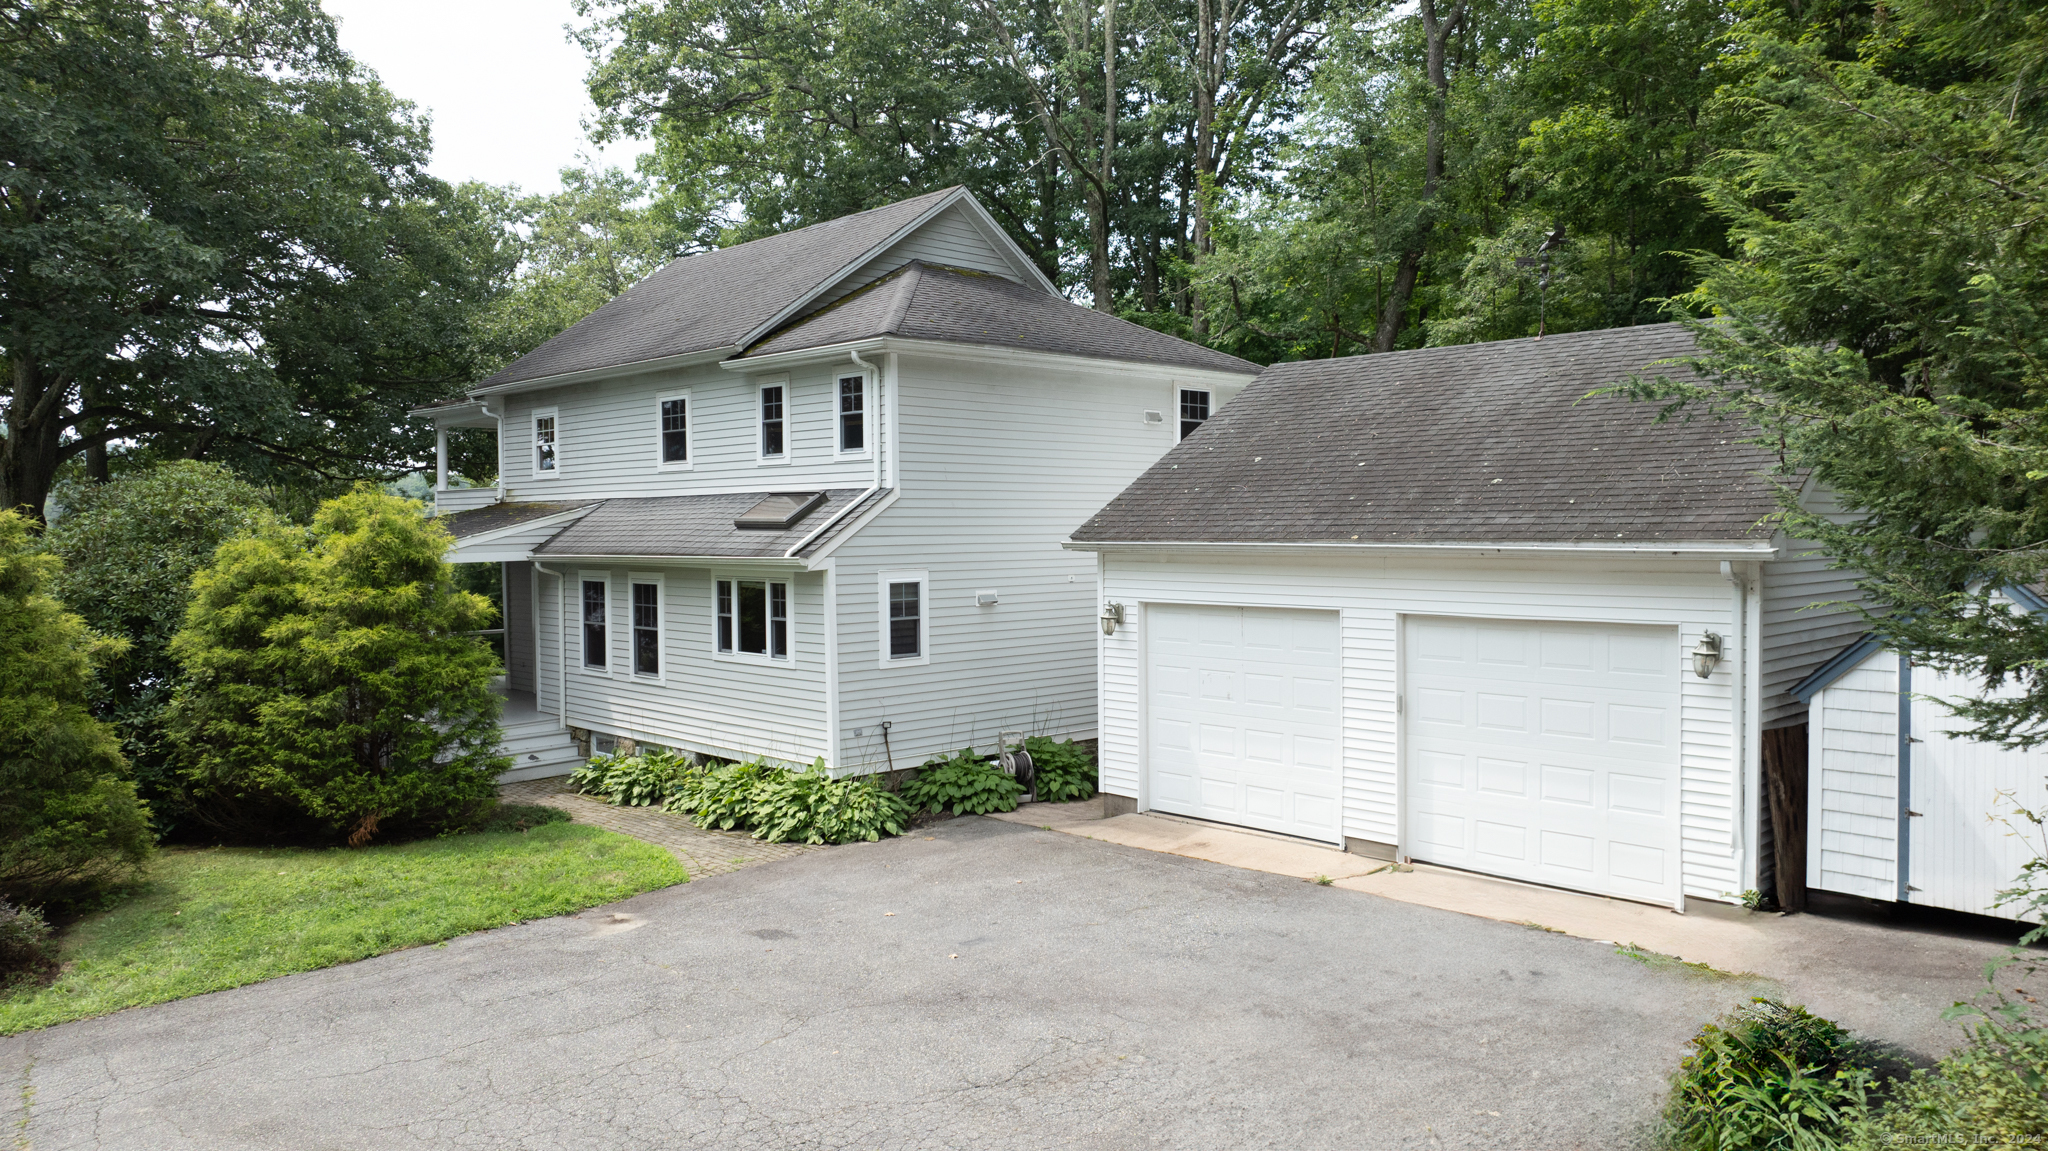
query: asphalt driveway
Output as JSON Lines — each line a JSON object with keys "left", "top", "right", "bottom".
{"left": 7, "top": 818, "right": 1798, "bottom": 1149}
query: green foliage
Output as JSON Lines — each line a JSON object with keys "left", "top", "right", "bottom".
{"left": 668, "top": 759, "right": 776, "bottom": 832}
{"left": 165, "top": 487, "right": 507, "bottom": 846}
{"left": 748, "top": 762, "right": 912, "bottom": 844}
{"left": 1847, "top": 961, "right": 2048, "bottom": 1147}
{"left": 0, "top": 900, "right": 55, "bottom": 989}
{"left": 41, "top": 462, "right": 277, "bottom": 822}
{"left": 0, "top": 0, "right": 519, "bottom": 519}
{"left": 1022, "top": 736, "right": 1097, "bottom": 802}
{"left": 571, "top": 749, "right": 693, "bottom": 807}
{"left": 901, "top": 750, "right": 1025, "bottom": 816}
{"left": 0, "top": 510, "right": 153, "bottom": 909}
{"left": 1662, "top": 998, "right": 1882, "bottom": 1151}
{"left": 0, "top": 826, "right": 683, "bottom": 1035}
{"left": 468, "top": 803, "right": 572, "bottom": 835}
{"left": 1621, "top": 0, "right": 2048, "bottom": 744}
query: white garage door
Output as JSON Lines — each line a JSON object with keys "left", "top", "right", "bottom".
{"left": 1147, "top": 604, "right": 1342, "bottom": 842}
{"left": 1404, "top": 617, "right": 1679, "bottom": 904}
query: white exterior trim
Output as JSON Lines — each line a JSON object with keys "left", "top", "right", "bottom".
{"left": 654, "top": 389, "right": 694, "bottom": 471}
{"left": 575, "top": 569, "right": 611, "bottom": 676}
{"left": 468, "top": 346, "right": 735, "bottom": 399}
{"left": 1174, "top": 382, "right": 1212, "bottom": 442}
{"left": 531, "top": 407, "right": 561, "bottom": 480}
{"left": 627, "top": 571, "right": 666, "bottom": 682}
{"left": 833, "top": 369, "right": 872, "bottom": 459}
{"left": 756, "top": 377, "right": 791, "bottom": 465}
{"left": 724, "top": 336, "right": 1258, "bottom": 387}
{"left": 876, "top": 569, "right": 931, "bottom": 668}
{"left": 712, "top": 571, "right": 796, "bottom": 667}
{"left": 1066, "top": 539, "right": 1781, "bottom": 560}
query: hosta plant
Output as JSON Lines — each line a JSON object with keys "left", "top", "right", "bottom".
{"left": 748, "top": 761, "right": 911, "bottom": 844}
{"left": 571, "top": 750, "right": 691, "bottom": 807}
{"left": 902, "top": 751, "right": 1023, "bottom": 816}
{"left": 1022, "top": 737, "right": 1097, "bottom": 802}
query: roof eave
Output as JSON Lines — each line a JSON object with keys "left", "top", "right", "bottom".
{"left": 728, "top": 334, "right": 1259, "bottom": 381}
{"left": 1062, "top": 538, "right": 1782, "bottom": 559}
{"left": 530, "top": 553, "right": 810, "bottom": 568}
{"left": 469, "top": 346, "right": 739, "bottom": 399}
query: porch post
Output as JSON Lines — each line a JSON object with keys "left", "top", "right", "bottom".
{"left": 435, "top": 426, "right": 449, "bottom": 492}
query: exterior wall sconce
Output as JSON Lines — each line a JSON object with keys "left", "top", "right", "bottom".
{"left": 1692, "top": 631, "right": 1724, "bottom": 679}
{"left": 1100, "top": 602, "right": 1125, "bottom": 636}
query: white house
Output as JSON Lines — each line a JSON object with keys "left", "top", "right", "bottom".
{"left": 413, "top": 187, "right": 1258, "bottom": 780}
{"left": 1791, "top": 593, "right": 2048, "bottom": 923}
{"left": 1067, "top": 325, "right": 1866, "bottom": 912}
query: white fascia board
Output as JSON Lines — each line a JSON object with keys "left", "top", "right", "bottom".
{"left": 726, "top": 336, "right": 1259, "bottom": 387}
{"left": 1062, "top": 539, "right": 1783, "bottom": 560}
{"left": 799, "top": 488, "right": 903, "bottom": 568}
{"left": 948, "top": 192, "right": 1060, "bottom": 294}
{"left": 408, "top": 400, "right": 496, "bottom": 427}
{"left": 532, "top": 554, "right": 807, "bottom": 571}
{"left": 735, "top": 189, "right": 977, "bottom": 349}
{"left": 467, "top": 347, "right": 736, "bottom": 399}
{"left": 444, "top": 506, "right": 596, "bottom": 550}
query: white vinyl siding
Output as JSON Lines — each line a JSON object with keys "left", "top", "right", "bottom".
{"left": 1760, "top": 485, "right": 1869, "bottom": 729}
{"left": 1807, "top": 652, "right": 1900, "bottom": 900}
{"left": 1097, "top": 553, "right": 1752, "bottom": 903}
{"left": 828, "top": 352, "right": 1252, "bottom": 774}
{"left": 806, "top": 201, "right": 1029, "bottom": 311}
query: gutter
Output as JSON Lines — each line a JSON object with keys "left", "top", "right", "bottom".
{"left": 530, "top": 562, "right": 569, "bottom": 728}
{"left": 1061, "top": 538, "right": 1780, "bottom": 559}
{"left": 785, "top": 348, "right": 886, "bottom": 558}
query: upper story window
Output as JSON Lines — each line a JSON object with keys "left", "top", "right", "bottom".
{"left": 1178, "top": 389, "right": 1211, "bottom": 440}
{"left": 658, "top": 395, "right": 689, "bottom": 466}
{"left": 580, "top": 578, "right": 606, "bottom": 669}
{"left": 880, "top": 571, "right": 928, "bottom": 666}
{"left": 534, "top": 410, "right": 559, "bottom": 475}
{"left": 759, "top": 384, "right": 786, "bottom": 461}
{"left": 717, "top": 578, "right": 789, "bottom": 660}
{"left": 631, "top": 579, "right": 661, "bottom": 677}
{"left": 838, "top": 374, "right": 865, "bottom": 453}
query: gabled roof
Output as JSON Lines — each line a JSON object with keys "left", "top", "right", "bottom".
{"left": 741, "top": 261, "right": 1259, "bottom": 375}
{"left": 1788, "top": 584, "right": 2048, "bottom": 702}
{"left": 476, "top": 188, "right": 986, "bottom": 391}
{"left": 1072, "top": 323, "right": 1783, "bottom": 546}
{"left": 533, "top": 489, "right": 882, "bottom": 559}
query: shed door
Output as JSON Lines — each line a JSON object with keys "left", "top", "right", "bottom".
{"left": 1907, "top": 664, "right": 2048, "bottom": 919}
{"left": 1146, "top": 604, "right": 1342, "bottom": 842}
{"left": 1404, "top": 617, "right": 1680, "bottom": 904}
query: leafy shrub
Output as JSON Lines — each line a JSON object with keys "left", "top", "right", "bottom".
{"left": 571, "top": 750, "right": 691, "bottom": 807}
{"left": 1847, "top": 962, "right": 2048, "bottom": 1147}
{"left": 668, "top": 759, "right": 775, "bottom": 831}
{"left": 0, "top": 900, "right": 55, "bottom": 988}
{"left": 1662, "top": 998, "right": 1885, "bottom": 1151}
{"left": 41, "top": 461, "right": 276, "bottom": 829}
{"left": 0, "top": 511, "right": 154, "bottom": 908}
{"left": 1022, "top": 737, "right": 1097, "bottom": 802}
{"left": 749, "top": 763, "right": 911, "bottom": 844}
{"left": 166, "top": 487, "right": 507, "bottom": 846}
{"left": 469, "top": 803, "right": 572, "bottom": 834}
{"left": 901, "top": 750, "right": 1024, "bottom": 816}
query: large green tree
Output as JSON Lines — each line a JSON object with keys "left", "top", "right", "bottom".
{"left": 1632, "top": 0, "right": 2048, "bottom": 743}
{"left": 0, "top": 0, "right": 516, "bottom": 520}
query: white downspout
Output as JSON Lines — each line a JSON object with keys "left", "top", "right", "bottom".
{"left": 785, "top": 347, "right": 885, "bottom": 559}
{"left": 1722, "top": 561, "right": 1748, "bottom": 877}
{"left": 533, "top": 561, "right": 568, "bottom": 728}
{"left": 435, "top": 427, "right": 449, "bottom": 492}
{"left": 479, "top": 398, "right": 504, "bottom": 505}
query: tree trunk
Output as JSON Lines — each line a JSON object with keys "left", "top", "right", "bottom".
{"left": 1372, "top": 0, "right": 1466, "bottom": 353}
{"left": 2, "top": 356, "right": 69, "bottom": 522}
{"left": 1092, "top": 0, "right": 1117, "bottom": 311}
{"left": 1188, "top": 0, "right": 1218, "bottom": 337}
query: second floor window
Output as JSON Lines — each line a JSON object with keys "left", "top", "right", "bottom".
{"left": 1179, "top": 389, "right": 1211, "bottom": 440}
{"left": 760, "top": 385, "right": 785, "bottom": 459}
{"left": 717, "top": 578, "right": 789, "bottom": 659}
{"left": 838, "top": 375, "right": 865, "bottom": 452}
{"left": 535, "top": 414, "right": 558, "bottom": 473}
{"left": 581, "top": 579, "right": 606, "bottom": 668}
{"left": 660, "top": 398, "right": 688, "bottom": 464}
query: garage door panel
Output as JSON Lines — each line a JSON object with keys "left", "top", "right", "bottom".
{"left": 1147, "top": 604, "right": 1342, "bottom": 842}
{"left": 1405, "top": 616, "right": 1680, "bottom": 904}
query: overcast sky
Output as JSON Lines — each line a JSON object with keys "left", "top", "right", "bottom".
{"left": 322, "top": 0, "right": 654, "bottom": 194}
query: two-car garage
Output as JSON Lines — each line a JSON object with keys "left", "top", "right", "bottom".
{"left": 1142, "top": 605, "right": 1684, "bottom": 907}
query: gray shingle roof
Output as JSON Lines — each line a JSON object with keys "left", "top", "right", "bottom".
{"left": 478, "top": 189, "right": 964, "bottom": 390}
{"left": 533, "top": 488, "right": 880, "bottom": 559}
{"left": 741, "top": 262, "right": 1259, "bottom": 375}
{"left": 1072, "top": 324, "right": 1782, "bottom": 545}
{"left": 437, "top": 500, "right": 596, "bottom": 539}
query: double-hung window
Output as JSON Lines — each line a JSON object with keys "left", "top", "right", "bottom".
{"left": 878, "top": 572, "right": 928, "bottom": 666}
{"left": 580, "top": 578, "right": 607, "bottom": 669}
{"left": 837, "top": 374, "right": 865, "bottom": 453}
{"left": 534, "top": 410, "right": 559, "bottom": 475}
{"left": 658, "top": 395, "right": 689, "bottom": 466}
{"left": 715, "top": 578, "right": 789, "bottom": 660}
{"left": 1178, "top": 388, "right": 1211, "bottom": 440}
{"left": 630, "top": 578, "right": 661, "bottom": 677}
{"left": 759, "top": 384, "right": 786, "bottom": 461}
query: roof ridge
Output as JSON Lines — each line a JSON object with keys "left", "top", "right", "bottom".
{"left": 881, "top": 261, "right": 925, "bottom": 334}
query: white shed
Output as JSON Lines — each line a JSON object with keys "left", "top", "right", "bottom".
{"left": 1792, "top": 619, "right": 2048, "bottom": 922}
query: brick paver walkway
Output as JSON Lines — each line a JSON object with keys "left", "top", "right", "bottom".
{"left": 498, "top": 777, "right": 820, "bottom": 879}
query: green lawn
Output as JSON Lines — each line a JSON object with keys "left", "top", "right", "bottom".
{"left": 0, "top": 822, "right": 685, "bottom": 1035}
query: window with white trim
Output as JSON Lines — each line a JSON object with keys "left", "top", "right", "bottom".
{"left": 657, "top": 394, "right": 689, "bottom": 466}
{"left": 837, "top": 374, "right": 865, "bottom": 453}
{"left": 580, "top": 578, "right": 606, "bottom": 669}
{"left": 630, "top": 578, "right": 661, "bottom": 677}
{"left": 759, "top": 384, "right": 786, "bottom": 460}
{"left": 716, "top": 578, "right": 789, "bottom": 660}
{"left": 877, "top": 571, "right": 928, "bottom": 666}
{"left": 1178, "top": 388, "right": 1211, "bottom": 440}
{"left": 534, "top": 410, "right": 559, "bottom": 475}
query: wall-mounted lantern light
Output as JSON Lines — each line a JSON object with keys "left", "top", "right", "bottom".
{"left": 1692, "top": 631, "right": 1724, "bottom": 679}
{"left": 1100, "top": 602, "right": 1125, "bottom": 636}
